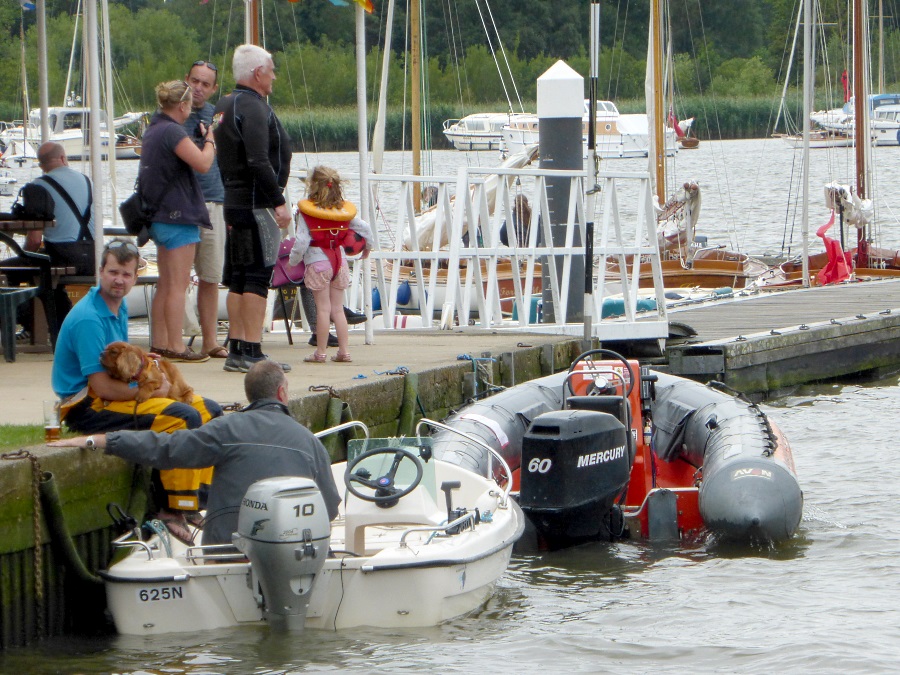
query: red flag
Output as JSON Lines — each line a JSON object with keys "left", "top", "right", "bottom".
{"left": 841, "top": 70, "right": 850, "bottom": 103}
{"left": 668, "top": 109, "right": 684, "bottom": 138}
{"left": 816, "top": 211, "right": 851, "bottom": 285}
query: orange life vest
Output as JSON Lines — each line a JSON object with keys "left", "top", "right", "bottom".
{"left": 299, "top": 200, "right": 357, "bottom": 275}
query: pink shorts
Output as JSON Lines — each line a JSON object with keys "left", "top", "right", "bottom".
{"left": 304, "top": 260, "right": 350, "bottom": 292}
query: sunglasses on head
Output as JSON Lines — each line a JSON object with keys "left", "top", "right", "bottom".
{"left": 180, "top": 83, "right": 193, "bottom": 102}
{"left": 192, "top": 60, "right": 218, "bottom": 72}
{"left": 105, "top": 240, "right": 139, "bottom": 255}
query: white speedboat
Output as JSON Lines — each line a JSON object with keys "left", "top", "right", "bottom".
{"left": 442, "top": 112, "right": 530, "bottom": 151}
{"left": 100, "top": 432, "right": 524, "bottom": 634}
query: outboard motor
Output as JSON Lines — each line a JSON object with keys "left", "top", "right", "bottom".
{"left": 519, "top": 409, "right": 632, "bottom": 549}
{"left": 233, "top": 477, "right": 331, "bottom": 631}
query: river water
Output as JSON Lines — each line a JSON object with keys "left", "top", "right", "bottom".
{"left": 2, "top": 140, "right": 900, "bottom": 672}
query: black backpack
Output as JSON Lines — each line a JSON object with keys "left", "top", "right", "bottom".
{"left": 11, "top": 181, "right": 56, "bottom": 220}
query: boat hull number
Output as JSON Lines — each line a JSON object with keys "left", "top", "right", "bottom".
{"left": 137, "top": 586, "right": 184, "bottom": 602}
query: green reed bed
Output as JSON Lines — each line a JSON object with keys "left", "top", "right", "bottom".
{"left": 275, "top": 95, "right": 842, "bottom": 151}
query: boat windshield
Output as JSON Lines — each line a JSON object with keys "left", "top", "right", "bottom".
{"left": 347, "top": 437, "right": 437, "bottom": 504}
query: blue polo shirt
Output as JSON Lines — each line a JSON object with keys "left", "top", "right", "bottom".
{"left": 52, "top": 286, "right": 129, "bottom": 398}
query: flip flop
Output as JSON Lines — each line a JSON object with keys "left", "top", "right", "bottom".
{"left": 205, "top": 346, "right": 229, "bottom": 359}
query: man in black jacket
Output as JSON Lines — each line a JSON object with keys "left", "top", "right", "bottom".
{"left": 213, "top": 43, "right": 292, "bottom": 374}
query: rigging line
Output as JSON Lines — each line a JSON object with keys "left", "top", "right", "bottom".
{"left": 481, "top": 0, "right": 524, "bottom": 113}
{"left": 287, "top": 2, "right": 318, "bottom": 162}
{"left": 419, "top": 1, "right": 433, "bottom": 177}
{"left": 207, "top": 0, "right": 216, "bottom": 61}
{"left": 399, "top": 0, "right": 410, "bottom": 173}
{"left": 473, "top": 0, "right": 514, "bottom": 113}
{"left": 685, "top": 0, "right": 746, "bottom": 252}
{"left": 610, "top": 0, "right": 628, "bottom": 100}
{"left": 442, "top": 0, "right": 469, "bottom": 111}
{"left": 222, "top": 0, "right": 236, "bottom": 90}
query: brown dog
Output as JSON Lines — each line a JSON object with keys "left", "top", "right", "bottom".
{"left": 100, "top": 341, "right": 194, "bottom": 404}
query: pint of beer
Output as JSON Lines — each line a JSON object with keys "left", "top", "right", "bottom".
{"left": 43, "top": 400, "right": 60, "bottom": 443}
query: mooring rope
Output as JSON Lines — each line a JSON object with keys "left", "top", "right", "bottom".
{"left": 1, "top": 449, "right": 44, "bottom": 638}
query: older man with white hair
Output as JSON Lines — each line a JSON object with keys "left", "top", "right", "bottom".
{"left": 213, "top": 44, "right": 292, "bottom": 373}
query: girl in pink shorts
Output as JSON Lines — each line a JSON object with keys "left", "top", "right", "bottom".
{"left": 288, "top": 166, "right": 372, "bottom": 363}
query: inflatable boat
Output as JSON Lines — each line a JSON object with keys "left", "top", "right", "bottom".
{"left": 428, "top": 349, "right": 803, "bottom": 549}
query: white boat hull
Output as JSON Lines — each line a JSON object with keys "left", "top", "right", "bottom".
{"left": 102, "top": 459, "right": 523, "bottom": 635}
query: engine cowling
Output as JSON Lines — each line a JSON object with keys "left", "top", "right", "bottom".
{"left": 233, "top": 476, "right": 331, "bottom": 630}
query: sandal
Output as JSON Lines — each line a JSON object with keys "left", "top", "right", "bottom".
{"left": 163, "top": 347, "right": 210, "bottom": 363}
{"left": 331, "top": 352, "right": 352, "bottom": 363}
{"left": 205, "top": 345, "right": 229, "bottom": 359}
{"left": 304, "top": 351, "right": 328, "bottom": 363}
{"left": 157, "top": 515, "right": 194, "bottom": 545}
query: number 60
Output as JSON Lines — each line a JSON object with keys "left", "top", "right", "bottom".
{"left": 528, "top": 457, "right": 552, "bottom": 473}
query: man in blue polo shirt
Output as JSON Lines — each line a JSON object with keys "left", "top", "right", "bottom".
{"left": 52, "top": 239, "right": 223, "bottom": 540}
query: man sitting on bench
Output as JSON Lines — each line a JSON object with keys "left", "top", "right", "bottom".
{"left": 52, "top": 239, "right": 223, "bottom": 542}
{"left": 0, "top": 141, "right": 95, "bottom": 334}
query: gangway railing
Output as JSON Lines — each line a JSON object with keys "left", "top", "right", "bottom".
{"left": 337, "top": 164, "right": 667, "bottom": 343}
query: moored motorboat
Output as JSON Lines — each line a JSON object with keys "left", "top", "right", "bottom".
{"left": 100, "top": 432, "right": 524, "bottom": 635}
{"left": 442, "top": 112, "right": 530, "bottom": 152}
{"left": 428, "top": 349, "right": 803, "bottom": 548}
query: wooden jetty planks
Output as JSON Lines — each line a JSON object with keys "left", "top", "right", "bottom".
{"left": 665, "top": 279, "right": 900, "bottom": 394}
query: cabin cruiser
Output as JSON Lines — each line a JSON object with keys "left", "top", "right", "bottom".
{"left": 501, "top": 99, "right": 681, "bottom": 159}
{"left": 0, "top": 107, "right": 145, "bottom": 161}
{"left": 442, "top": 112, "right": 532, "bottom": 151}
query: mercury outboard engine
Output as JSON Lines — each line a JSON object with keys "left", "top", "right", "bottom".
{"left": 519, "top": 409, "right": 632, "bottom": 549}
{"left": 233, "top": 477, "right": 331, "bottom": 630}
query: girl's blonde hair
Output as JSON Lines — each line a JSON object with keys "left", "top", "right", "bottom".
{"left": 305, "top": 165, "right": 344, "bottom": 209}
{"left": 155, "top": 80, "right": 191, "bottom": 109}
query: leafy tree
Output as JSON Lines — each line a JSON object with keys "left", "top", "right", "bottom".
{"left": 711, "top": 56, "right": 777, "bottom": 96}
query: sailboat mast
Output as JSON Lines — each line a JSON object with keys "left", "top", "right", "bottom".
{"left": 651, "top": 0, "right": 665, "bottom": 205}
{"left": 853, "top": 0, "right": 867, "bottom": 200}
{"left": 878, "top": 0, "right": 884, "bottom": 94}
{"left": 801, "top": 0, "right": 812, "bottom": 287}
{"left": 852, "top": 0, "right": 871, "bottom": 268}
{"left": 411, "top": 0, "right": 422, "bottom": 211}
{"left": 245, "top": 0, "right": 259, "bottom": 46}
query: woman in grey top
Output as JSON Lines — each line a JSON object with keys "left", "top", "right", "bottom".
{"left": 138, "top": 80, "right": 216, "bottom": 362}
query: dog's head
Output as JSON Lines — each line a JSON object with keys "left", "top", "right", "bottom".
{"left": 100, "top": 341, "right": 146, "bottom": 382}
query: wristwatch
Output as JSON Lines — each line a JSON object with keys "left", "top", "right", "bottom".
{"left": 85, "top": 436, "right": 96, "bottom": 449}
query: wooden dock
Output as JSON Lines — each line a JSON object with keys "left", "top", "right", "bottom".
{"left": 664, "top": 278, "right": 900, "bottom": 395}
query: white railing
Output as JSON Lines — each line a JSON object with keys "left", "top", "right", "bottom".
{"left": 340, "top": 165, "right": 667, "bottom": 342}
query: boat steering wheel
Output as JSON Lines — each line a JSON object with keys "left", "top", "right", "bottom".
{"left": 568, "top": 348, "right": 636, "bottom": 397}
{"left": 344, "top": 447, "right": 424, "bottom": 506}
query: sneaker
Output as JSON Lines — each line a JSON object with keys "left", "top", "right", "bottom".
{"left": 223, "top": 353, "right": 245, "bottom": 372}
{"left": 343, "top": 307, "right": 368, "bottom": 325}
{"left": 242, "top": 353, "right": 292, "bottom": 373}
{"left": 309, "top": 333, "right": 340, "bottom": 347}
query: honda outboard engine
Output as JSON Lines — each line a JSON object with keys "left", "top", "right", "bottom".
{"left": 519, "top": 409, "right": 632, "bottom": 549}
{"left": 233, "top": 477, "right": 331, "bottom": 630}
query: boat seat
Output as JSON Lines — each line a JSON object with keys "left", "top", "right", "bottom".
{"left": 338, "top": 456, "right": 445, "bottom": 556}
